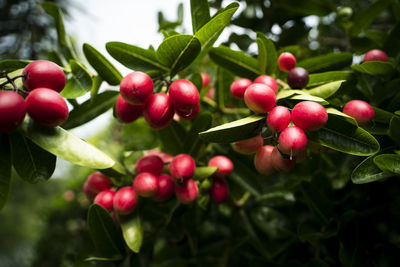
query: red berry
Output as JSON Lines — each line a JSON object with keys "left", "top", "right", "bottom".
{"left": 291, "top": 101, "right": 328, "bottom": 131}
{"left": 209, "top": 178, "right": 229, "bottom": 203}
{"left": 244, "top": 83, "right": 276, "bottom": 113}
{"left": 201, "top": 73, "right": 211, "bottom": 88}
{"left": 208, "top": 155, "right": 234, "bottom": 179}
{"left": 0, "top": 91, "right": 26, "bottom": 133}
{"left": 232, "top": 135, "right": 264, "bottom": 155}
{"left": 175, "top": 179, "right": 198, "bottom": 204}
{"left": 25, "top": 88, "right": 69, "bottom": 126}
{"left": 362, "top": 49, "right": 388, "bottom": 63}
{"left": 267, "top": 106, "right": 291, "bottom": 132}
{"left": 120, "top": 71, "right": 153, "bottom": 105}
{"left": 230, "top": 78, "right": 252, "bottom": 99}
{"left": 115, "top": 94, "right": 144, "bottom": 123}
{"left": 133, "top": 172, "right": 158, "bottom": 197}
{"left": 278, "top": 126, "right": 307, "bottom": 156}
{"left": 271, "top": 147, "right": 296, "bottom": 171}
{"left": 343, "top": 100, "right": 374, "bottom": 126}
{"left": 169, "top": 154, "right": 196, "bottom": 182}
{"left": 145, "top": 150, "right": 173, "bottom": 164}
{"left": 143, "top": 93, "right": 175, "bottom": 129}
{"left": 205, "top": 87, "right": 215, "bottom": 100}
{"left": 83, "top": 180, "right": 97, "bottom": 198}
{"left": 278, "top": 52, "right": 296, "bottom": 72}
{"left": 253, "top": 75, "right": 278, "bottom": 94}
{"left": 287, "top": 67, "right": 309, "bottom": 89}
{"left": 154, "top": 174, "right": 175, "bottom": 202}
{"left": 254, "top": 145, "right": 275, "bottom": 175}
{"left": 22, "top": 60, "right": 66, "bottom": 92}
{"left": 86, "top": 172, "right": 113, "bottom": 195}
{"left": 94, "top": 189, "right": 116, "bottom": 211}
{"left": 175, "top": 102, "right": 200, "bottom": 120}
{"left": 113, "top": 186, "right": 137, "bottom": 215}
{"left": 169, "top": 79, "right": 199, "bottom": 116}
{"left": 135, "top": 155, "right": 164, "bottom": 176}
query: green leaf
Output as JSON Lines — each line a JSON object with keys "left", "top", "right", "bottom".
{"left": 9, "top": 132, "right": 56, "bottom": 183}
{"left": 83, "top": 43, "right": 122, "bottom": 86}
{"left": 305, "top": 80, "right": 345, "bottom": 99}
{"left": 190, "top": 72, "right": 203, "bottom": 91}
{"left": 84, "top": 256, "right": 123, "bottom": 262}
{"left": 106, "top": 42, "right": 168, "bottom": 72}
{"left": 215, "top": 67, "right": 235, "bottom": 108}
{"left": 48, "top": 51, "right": 64, "bottom": 66}
{"left": 90, "top": 75, "right": 103, "bottom": 100}
{"left": 256, "top": 33, "right": 277, "bottom": 75}
{"left": 326, "top": 107, "right": 357, "bottom": 125}
{"left": 0, "top": 59, "right": 31, "bottom": 72}
{"left": 61, "top": 60, "right": 93, "bottom": 99}
{"left": 352, "top": 154, "right": 393, "bottom": 184}
{"left": 156, "top": 34, "right": 201, "bottom": 77}
{"left": 308, "top": 71, "right": 353, "bottom": 87}
{"left": 389, "top": 116, "right": 400, "bottom": 144}
{"left": 373, "top": 154, "right": 400, "bottom": 175}
{"left": 158, "top": 120, "right": 186, "bottom": 155}
{"left": 297, "top": 52, "right": 352, "bottom": 73}
{"left": 373, "top": 107, "right": 395, "bottom": 124}
{"left": 289, "top": 92, "right": 329, "bottom": 105}
{"left": 199, "top": 115, "right": 265, "bottom": 143}
{"left": 183, "top": 113, "right": 212, "bottom": 157}
{"left": 63, "top": 91, "right": 119, "bottom": 129}
{"left": 308, "top": 114, "right": 380, "bottom": 156}
{"left": 351, "top": 61, "right": 395, "bottom": 76}
{"left": 209, "top": 46, "right": 259, "bottom": 79}
{"left": 193, "top": 166, "right": 218, "bottom": 180}
{"left": 276, "top": 89, "right": 297, "bottom": 100}
{"left": 19, "top": 119, "right": 115, "bottom": 169}
{"left": 0, "top": 134, "right": 11, "bottom": 210}
{"left": 87, "top": 204, "right": 125, "bottom": 257}
{"left": 350, "top": 0, "right": 393, "bottom": 36}
{"left": 120, "top": 213, "right": 143, "bottom": 253}
{"left": 190, "top": 0, "right": 210, "bottom": 33}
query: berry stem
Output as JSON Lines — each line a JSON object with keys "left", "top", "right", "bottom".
{"left": 277, "top": 79, "right": 290, "bottom": 88}
{"left": 0, "top": 71, "right": 29, "bottom": 94}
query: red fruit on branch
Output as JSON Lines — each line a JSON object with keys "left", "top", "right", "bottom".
{"left": 271, "top": 147, "right": 296, "bottom": 171}
{"left": 0, "top": 91, "right": 26, "bottom": 133}
{"left": 175, "top": 178, "right": 198, "bottom": 204}
{"left": 291, "top": 101, "right": 328, "bottom": 131}
{"left": 254, "top": 145, "right": 275, "bottom": 175}
{"left": 85, "top": 172, "right": 113, "bottom": 197}
{"left": 343, "top": 100, "right": 374, "bottom": 126}
{"left": 176, "top": 102, "right": 200, "bottom": 120}
{"left": 169, "top": 154, "right": 196, "bottom": 182}
{"left": 94, "top": 189, "right": 116, "bottom": 211}
{"left": 135, "top": 155, "right": 164, "bottom": 176}
{"left": 201, "top": 73, "right": 211, "bottom": 88}
{"left": 230, "top": 78, "right": 252, "bottom": 99}
{"left": 22, "top": 60, "right": 66, "bottom": 92}
{"left": 208, "top": 155, "right": 234, "bottom": 179}
{"left": 253, "top": 75, "right": 278, "bottom": 94}
{"left": 267, "top": 106, "right": 291, "bottom": 132}
{"left": 287, "top": 67, "right": 309, "bottom": 89}
{"left": 120, "top": 71, "right": 154, "bottom": 105}
{"left": 232, "top": 135, "right": 264, "bottom": 155}
{"left": 278, "top": 126, "right": 307, "bottom": 156}
{"left": 115, "top": 95, "right": 145, "bottom": 123}
{"left": 209, "top": 178, "right": 229, "bottom": 203}
{"left": 168, "top": 79, "right": 199, "bottom": 118}
{"left": 244, "top": 83, "right": 276, "bottom": 113}
{"left": 278, "top": 52, "right": 296, "bottom": 72}
{"left": 113, "top": 186, "right": 137, "bottom": 215}
{"left": 133, "top": 172, "right": 158, "bottom": 197}
{"left": 143, "top": 93, "right": 174, "bottom": 129}
{"left": 362, "top": 49, "right": 388, "bottom": 63}
{"left": 153, "top": 174, "right": 175, "bottom": 202}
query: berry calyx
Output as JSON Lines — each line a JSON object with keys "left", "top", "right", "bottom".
{"left": 230, "top": 78, "right": 252, "bottom": 99}
{"left": 253, "top": 75, "right": 278, "bottom": 94}
{"left": 287, "top": 67, "right": 309, "bottom": 89}
{"left": 201, "top": 73, "right": 211, "bottom": 88}
{"left": 169, "top": 154, "right": 196, "bottom": 182}
{"left": 22, "top": 60, "right": 66, "bottom": 92}
{"left": 0, "top": 91, "right": 26, "bottom": 133}
{"left": 209, "top": 178, "right": 229, "bottom": 204}
{"left": 271, "top": 147, "right": 296, "bottom": 171}
{"left": 115, "top": 95, "right": 145, "bottom": 123}
{"left": 113, "top": 186, "right": 137, "bottom": 215}
{"left": 232, "top": 135, "right": 264, "bottom": 155}
{"left": 25, "top": 88, "right": 69, "bottom": 126}
{"left": 94, "top": 189, "right": 116, "bottom": 211}
{"left": 168, "top": 79, "right": 200, "bottom": 117}
{"left": 244, "top": 83, "right": 276, "bottom": 114}
{"left": 133, "top": 172, "right": 158, "bottom": 197}
{"left": 143, "top": 93, "right": 175, "bottom": 129}
{"left": 254, "top": 145, "right": 275, "bottom": 175}
{"left": 291, "top": 101, "right": 328, "bottom": 131}
{"left": 208, "top": 155, "right": 234, "bottom": 179}
{"left": 175, "top": 179, "right": 198, "bottom": 204}
{"left": 278, "top": 52, "right": 296, "bottom": 72}
{"left": 120, "top": 71, "right": 154, "bottom": 105}
{"left": 278, "top": 126, "right": 307, "bottom": 156}
{"left": 267, "top": 106, "right": 291, "bottom": 132}
{"left": 135, "top": 155, "right": 164, "bottom": 176}
{"left": 362, "top": 49, "right": 388, "bottom": 63}
{"left": 343, "top": 100, "right": 374, "bottom": 126}
{"left": 154, "top": 174, "right": 175, "bottom": 202}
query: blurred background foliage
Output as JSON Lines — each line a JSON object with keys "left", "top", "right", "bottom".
{"left": 1, "top": 0, "right": 400, "bottom": 266}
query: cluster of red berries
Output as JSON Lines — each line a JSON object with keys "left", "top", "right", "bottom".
{"left": 0, "top": 60, "right": 69, "bottom": 133}
{"left": 84, "top": 150, "right": 233, "bottom": 215}
{"left": 115, "top": 72, "right": 200, "bottom": 129}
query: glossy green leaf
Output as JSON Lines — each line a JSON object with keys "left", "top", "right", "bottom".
{"left": 276, "top": 89, "right": 297, "bottom": 100}
{"left": 373, "top": 154, "right": 400, "bottom": 175}
{"left": 120, "top": 213, "right": 143, "bottom": 253}
{"left": 90, "top": 75, "right": 103, "bottom": 100}
{"left": 389, "top": 116, "right": 400, "bottom": 144}
{"left": 19, "top": 119, "right": 115, "bottom": 169}
{"left": 190, "top": 0, "right": 210, "bottom": 33}
{"left": 193, "top": 166, "right": 218, "bottom": 180}
{"left": 305, "top": 80, "right": 345, "bottom": 99}
{"left": 156, "top": 34, "right": 201, "bottom": 77}
{"left": 351, "top": 61, "right": 395, "bottom": 76}
{"left": 0, "top": 59, "right": 31, "bottom": 72}
{"left": 190, "top": 72, "right": 202, "bottom": 91}
{"left": 308, "top": 71, "right": 353, "bottom": 87}
{"left": 63, "top": 91, "right": 119, "bottom": 129}
{"left": 297, "top": 52, "right": 352, "bottom": 73}
{"left": 352, "top": 154, "right": 393, "bottom": 184}
{"left": 183, "top": 113, "right": 212, "bottom": 157}
{"left": 373, "top": 107, "right": 395, "bottom": 124}
{"left": 256, "top": 33, "right": 277, "bottom": 75}
{"left": 0, "top": 134, "right": 11, "bottom": 210}
{"left": 199, "top": 115, "right": 265, "bottom": 143}
{"left": 106, "top": 42, "right": 168, "bottom": 72}
{"left": 326, "top": 108, "right": 357, "bottom": 125}
{"left": 215, "top": 67, "right": 235, "bottom": 108}
{"left": 83, "top": 43, "right": 122, "bottom": 85}
{"left": 308, "top": 114, "right": 380, "bottom": 156}
{"left": 61, "top": 60, "right": 92, "bottom": 99}
{"left": 158, "top": 120, "right": 186, "bottom": 155}
{"left": 9, "top": 132, "right": 56, "bottom": 183}
{"left": 47, "top": 51, "right": 64, "bottom": 66}
{"left": 87, "top": 204, "right": 125, "bottom": 257}
{"left": 289, "top": 93, "right": 329, "bottom": 105}
{"left": 209, "top": 46, "right": 259, "bottom": 79}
